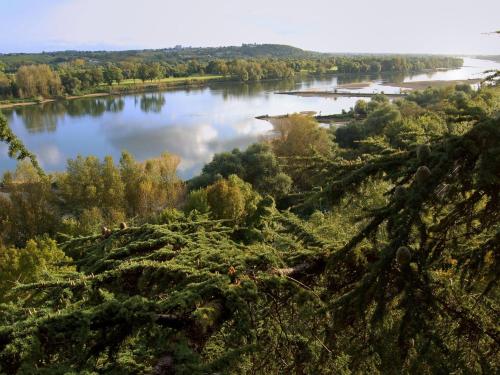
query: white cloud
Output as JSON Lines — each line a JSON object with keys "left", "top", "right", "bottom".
{"left": 1, "top": 0, "right": 500, "bottom": 54}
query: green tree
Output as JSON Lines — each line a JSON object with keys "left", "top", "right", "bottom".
{"left": 0, "top": 71, "right": 12, "bottom": 97}
{"left": 15, "top": 64, "right": 62, "bottom": 98}
{"left": 206, "top": 60, "right": 229, "bottom": 75}
{"left": 119, "top": 151, "right": 184, "bottom": 218}
{"left": 184, "top": 188, "right": 210, "bottom": 214}
{"left": 60, "top": 73, "right": 81, "bottom": 95}
{"left": 206, "top": 174, "right": 260, "bottom": 221}
{"left": 0, "top": 237, "right": 72, "bottom": 302}
{"left": 103, "top": 64, "right": 123, "bottom": 85}
{"left": 59, "top": 155, "right": 125, "bottom": 221}
{"left": 0, "top": 82, "right": 498, "bottom": 375}
{"left": 149, "top": 62, "right": 162, "bottom": 81}
{"left": 354, "top": 99, "right": 368, "bottom": 116}
{"left": 271, "top": 114, "right": 333, "bottom": 158}
{"left": 120, "top": 61, "right": 139, "bottom": 81}
{"left": 119, "top": 151, "right": 143, "bottom": 216}
{"left": 89, "top": 66, "right": 104, "bottom": 86}
{"left": 137, "top": 63, "right": 149, "bottom": 82}
{"left": 0, "top": 161, "right": 56, "bottom": 246}
{"left": 189, "top": 143, "right": 291, "bottom": 198}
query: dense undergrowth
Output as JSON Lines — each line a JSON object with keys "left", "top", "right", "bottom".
{"left": 0, "top": 83, "right": 499, "bottom": 374}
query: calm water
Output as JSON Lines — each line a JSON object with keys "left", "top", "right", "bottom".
{"left": 1, "top": 57, "right": 499, "bottom": 179}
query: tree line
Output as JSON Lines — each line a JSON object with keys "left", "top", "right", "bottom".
{"left": 1, "top": 83, "right": 496, "bottom": 248}
{"left": 0, "top": 54, "right": 463, "bottom": 99}
{"left": 0, "top": 81, "right": 498, "bottom": 373}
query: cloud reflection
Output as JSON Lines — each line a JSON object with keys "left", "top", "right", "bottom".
{"left": 102, "top": 119, "right": 271, "bottom": 178}
{"left": 3, "top": 58, "right": 498, "bottom": 178}
{"left": 36, "top": 143, "right": 64, "bottom": 167}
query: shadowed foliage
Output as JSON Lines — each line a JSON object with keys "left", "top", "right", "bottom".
{"left": 1, "top": 84, "right": 499, "bottom": 373}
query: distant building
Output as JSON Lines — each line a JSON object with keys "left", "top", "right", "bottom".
{"left": 174, "top": 45, "right": 182, "bottom": 50}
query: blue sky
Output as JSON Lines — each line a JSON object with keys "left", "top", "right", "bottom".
{"left": 1, "top": 0, "right": 499, "bottom": 54}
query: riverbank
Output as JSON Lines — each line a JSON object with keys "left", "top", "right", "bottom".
{"left": 0, "top": 75, "right": 230, "bottom": 110}
{"left": 0, "top": 69, "right": 476, "bottom": 110}
{"left": 276, "top": 91, "right": 407, "bottom": 98}
{"left": 274, "top": 78, "right": 485, "bottom": 99}
{"left": 256, "top": 111, "right": 356, "bottom": 126}
{"left": 336, "top": 81, "right": 373, "bottom": 89}
{"left": 0, "top": 93, "right": 111, "bottom": 109}
{"left": 1, "top": 73, "right": 323, "bottom": 110}
{"left": 385, "top": 78, "right": 482, "bottom": 90}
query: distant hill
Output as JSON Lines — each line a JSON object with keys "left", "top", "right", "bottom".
{"left": 0, "top": 44, "right": 324, "bottom": 68}
{"left": 476, "top": 55, "right": 500, "bottom": 63}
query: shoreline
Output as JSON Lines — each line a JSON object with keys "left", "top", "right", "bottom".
{"left": 384, "top": 78, "right": 482, "bottom": 90}
{"left": 276, "top": 91, "right": 407, "bottom": 98}
{"left": 0, "top": 75, "right": 482, "bottom": 111}
{"left": 274, "top": 78, "right": 484, "bottom": 99}
{"left": 0, "top": 93, "right": 111, "bottom": 109}
{"left": 256, "top": 111, "right": 356, "bottom": 126}
{"left": 0, "top": 76, "right": 233, "bottom": 110}
{"left": 0, "top": 73, "right": 324, "bottom": 110}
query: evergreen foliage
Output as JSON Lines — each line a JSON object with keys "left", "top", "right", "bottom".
{"left": 0, "top": 85, "right": 499, "bottom": 374}
{"left": 0, "top": 114, "right": 42, "bottom": 175}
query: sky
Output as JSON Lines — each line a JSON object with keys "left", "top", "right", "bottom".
{"left": 0, "top": 0, "right": 499, "bottom": 55}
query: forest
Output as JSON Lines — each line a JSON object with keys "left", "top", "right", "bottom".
{"left": 0, "top": 44, "right": 463, "bottom": 100}
{"left": 0, "top": 78, "right": 498, "bottom": 373}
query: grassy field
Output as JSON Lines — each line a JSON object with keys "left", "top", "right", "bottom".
{"left": 101, "top": 74, "right": 225, "bottom": 87}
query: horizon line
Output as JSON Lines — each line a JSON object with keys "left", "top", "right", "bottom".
{"left": 0, "top": 43, "right": 496, "bottom": 57}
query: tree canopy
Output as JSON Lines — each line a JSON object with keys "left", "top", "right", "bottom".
{"left": 0, "top": 84, "right": 498, "bottom": 374}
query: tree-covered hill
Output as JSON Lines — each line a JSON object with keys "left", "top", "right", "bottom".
{"left": 0, "top": 44, "right": 322, "bottom": 68}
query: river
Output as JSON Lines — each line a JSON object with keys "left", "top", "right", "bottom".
{"left": 1, "top": 57, "right": 499, "bottom": 178}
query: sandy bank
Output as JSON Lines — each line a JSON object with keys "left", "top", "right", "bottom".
{"left": 385, "top": 78, "right": 482, "bottom": 90}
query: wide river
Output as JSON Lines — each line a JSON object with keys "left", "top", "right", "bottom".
{"left": 1, "top": 57, "right": 499, "bottom": 178}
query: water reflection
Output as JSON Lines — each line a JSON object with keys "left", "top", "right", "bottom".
{"left": 106, "top": 97, "right": 125, "bottom": 113}
{"left": 102, "top": 118, "right": 272, "bottom": 177}
{"left": 13, "top": 105, "right": 60, "bottom": 133}
{"left": 65, "top": 97, "right": 125, "bottom": 117}
{"left": 3, "top": 98, "right": 127, "bottom": 134}
{"left": 336, "top": 73, "right": 379, "bottom": 85}
{"left": 1, "top": 58, "right": 499, "bottom": 178}
{"left": 37, "top": 142, "right": 65, "bottom": 167}
{"left": 139, "top": 93, "right": 166, "bottom": 113}
{"left": 1, "top": 73, "right": 394, "bottom": 135}
{"left": 211, "top": 78, "right": 300, "bottom": 99}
